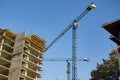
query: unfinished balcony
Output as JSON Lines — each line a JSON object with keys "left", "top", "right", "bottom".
{"left": 22, "top": 61, "right": 28, "bottom": 68}
{"left": 0, "top": 57, "right": 11, "bottom": 68}
{"left": 24, "top": 46, "right": 43, "bottom": 64}
{"left": 3, "top": 37, "right": 14, "bottom": 47}
{"left": 25, "top": 34, "right": 46, "bottom": 53}
{"left": 19, "top": 76, "right": 26, "bottom": 80}
{"left": 25, "top": 44, "right": 43, "bottom": 59}
{"left": 23, "top": 53, "right": 29, "bottom": 61}
{"left": 27, "top": 60, "right": 42, "bottom": 72}
{"left": 3, "top": 29, "right": 16, "bottom": 43}
{"left": 25, "top": 67, "right": 41, "bottom": 79}
{"left": 0, "top": 74, "right": 8, "bottom": 80}
{"left": 0, "top": 50, "right": 12, "bottom": 61}
{"left": 0, "top": 65, "right": 9, "bottom": 76}
{"left": 21, "top": 68, "right": 27, "bottom": 76}
{"left": 2, "top": 44, "right": 13, "bottom": 54}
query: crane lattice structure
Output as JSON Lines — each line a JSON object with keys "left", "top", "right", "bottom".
{"left": 44, "top": 58, "right": 90, "bottom": 80}
{"left": 45, "top": 3, "right": 96, "bottom": 80}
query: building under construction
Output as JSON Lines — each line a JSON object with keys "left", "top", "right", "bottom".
{"left": 0, "top": 28, "right": 46, "bottom": 80}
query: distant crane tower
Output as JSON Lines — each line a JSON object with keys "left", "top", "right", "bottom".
{"left": 67, "top": 59, "right": 71, "bottom": 80}
{"left": 44, "top": 58, "right": 90, "bottom": 80}
{"left": 45, "top": 3, "right": 96, "bottom": 80}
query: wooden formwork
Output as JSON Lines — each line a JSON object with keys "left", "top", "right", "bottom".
{"left": 25, "top": 34, "right": 46, "bottom": 53}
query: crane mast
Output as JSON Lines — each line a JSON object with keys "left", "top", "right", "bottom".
{"left": 67, "top": 60, "right": 71, "bottom": 80}
{"left": 72, "top": 21, "right": 78, "bottom": 80}
{"left": 45, "top": 3, "right": 96, "bottom": 80}
{"left": 44, "top": 58, "right": 90, "bottom": 80}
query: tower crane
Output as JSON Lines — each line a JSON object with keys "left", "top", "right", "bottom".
{"left": 45, "top": 3, "right": 96, "bottom": 80}
{"left": 44, "top": 58, "right": 90, "bottom": 80}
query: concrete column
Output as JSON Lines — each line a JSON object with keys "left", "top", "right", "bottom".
{"left": 8, "top": 32, "right": 25, "bottom": 80}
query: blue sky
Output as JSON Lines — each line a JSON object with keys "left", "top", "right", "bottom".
{"left": 0, "top": 0, "right": 120, "bottom": 80}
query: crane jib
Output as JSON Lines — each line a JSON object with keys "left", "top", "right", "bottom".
{"left": 46, "top": 3, "right": 96, "bottom": 51}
